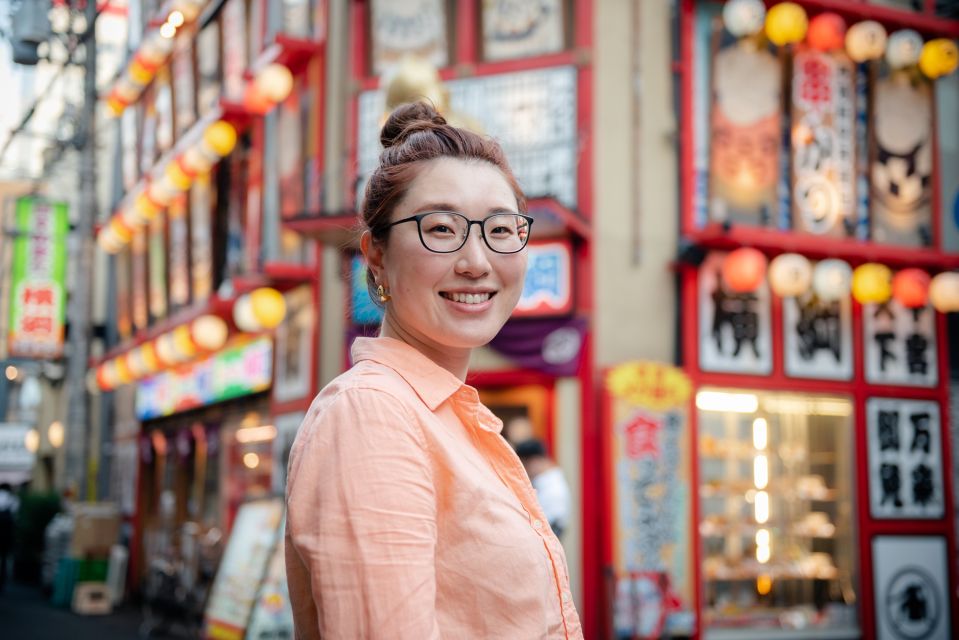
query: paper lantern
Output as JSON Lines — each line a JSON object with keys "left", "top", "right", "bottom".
{"left": 919, "top": 38, "right": 959, "bottom": 79}
{"left": 851, "top": 263, "right": 893, "bottom": 304}
{"left": 251, "top": 287, "right": 287, "bottom": 329}
{"left": 97, "top": 229, "right": 121, "bottom": 254}
{"left": 114, "top": 79, "right": 140, "bottom": 103}
{"left": 180, "top": 146, "right": 215, "bottom": 174}
{"left": 109, "top": 217, "right": 135, "bottom": 242}
{"left": 765, "top": 2, "right": 808, "bottom": 47}
{"left": 192, "top": 315, "right": 229, "bottom": 351}
{"left": 172, "top": 325, "right": 198, "bottom": 360}
{"left": 147, "top": 179, "right": 178, "bottom": 206}
{"left": 203, "top": 121, "right": 237, "bottom": 157}
{"left": 113, "top": 356, "right": 134, "bottom": 385}
{"left": 140, "top": 342, "right": 161, "bottom": 373}
{"left": 812, "top": 259, "right": 851, "bottom": 302}
{"left": 233, "top": 294, "right": 259, "bottom": 333}
{"left": 723, "top": 0, "right": 766, "bottom": 37}
{"left": 929, "top": 272, "right": 959, "bottom": 312}
{"left": 722, "top": 248, "right": 768, "bottom": 293}
{"left": 892, "top": 268, "right": 930, "bottom": 309}
{"left": 807, "top": 13, "right": 846, "bottom": 52}
{"left": 125, "top": 349, "right": 147, "bottom": 379}
{"left": 254, "top": 64, "right": 295, "bottom": 103}
{"left": 24, "top": 429, "right": 39, "bottom": 454}
{"left": 156, "top": 333, "right": 183, "bottom": 365}
{"left": 845, "top": 21, "right": 887, "bottom": 63}
{"left": 48, "top": 421, "right": 64, "bottom": 448}
{"left": 164, "top": 161, "right": 193, "bottom": 191}
{"left": 768, "top": 253, "right": 812, "bottom": 297}
{"left": 886, "top": 29, "right": 923, "bottom": 69}
{"left": 120, "top": 204, "right": 149, "bottom": 227}
{"left": 243, "top": 84, "right": 275, "bottom": 115}
{"left": 135, "top": 193, "right": 162, "bottom": 221}
{"left": 128, "top": 59, "right": 155, "bottom": 85}
{"left": 106, "top": 96, "right": 127, "bottom": 116}
{"left": 96, "top": 362, "right": 117, "bottom": 391}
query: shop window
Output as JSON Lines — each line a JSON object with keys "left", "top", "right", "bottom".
{"left": 697, "top": 389, "right": 858, "bottom": 635}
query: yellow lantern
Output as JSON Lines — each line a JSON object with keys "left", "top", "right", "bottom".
{"left": 851, "top": 263, "right": 893, "bottom": 304}
{"left": 125, "top": 349, "right": 147, "bottom": 379}
{"left": 147, "top": 179, "right": 177, "bottom": 206}
{"left": 135, "top": 193, "right": 162, "bottom": 221}
{"left": 203, "top": 121, "right": 238, "bottom": 157}
{"left": 107, "top": 96, "right": 127, "bottom": 116}
{"left": 254, "top": 64, "right": 295, "bottom": 103}
{"left": 164, "top": 161, "right": 193, "bottom": 191}
{"left": 251, "top": 287, "right": 287, "bottom": 329}
{"left": 114, "top": 79, "right": 140, "bottom": 103}
{"left": 114, "top": 356, "right": 134, "bottom": 385}
{"left": 140, "top": 342, "right": 161, "bottom": 373}
{"left": 768, "top": 253, "right": 812, "bottom": 298}
{"left": 128, "top": 59, "right": 154, "bottom": 85}
{"left": 172, "top": 325, "right": 198, "bottom": 360}
{"left": 233, "top": 294, "right": 259, "bottom": 333}
{"left": 845, "top": 20, "right": 887, "bottom": 63}
{"left": 110, "top": 217, "right": 135, "bottom": 242}
{"left": 929, "top": 272, "right": 959, "bottom": 312}
{"left": 919, "top": 39, "right": 959, "bottom": 79}
{"left": 192, "top": 315, "right": 229, "bottom": 351}
{"left": 812, "top": 259, "right": 851, "bottom": 302}
{"left": 764, "top": 2, "right": 808, "bottom": 47}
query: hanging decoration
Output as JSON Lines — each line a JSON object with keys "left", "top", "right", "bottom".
{"left": 812, "top": 259, "right": 851, "bottom": 302}
{"left": 764, "top": 2, "right": 808, "bottom": 47}
{"left": 929, "top": 272, "right": 959, "bottom": 312}
{"left": 845, "top": 20, "right": 887, "bottom": 63}
{"left": 722, "top": 0, "right": 767, "bottom": 38}
{"left": 721, "top": 248, "right": 768, "bottom": 293}
{"left": 806, "top": 13, "right": 846, "bottom": 52}
{"left": 233, "top": 288, "right": 288, "bottom": 333}
{"left": 892, "top": 268, "right": 931, "bottom": 309}
{"left": 919, "top": 38, "right": 959, "bottom": 79}
{"left": 767, "top": 253, "right": 812, "bottom": 298}
{"left": 886, "top": 29, "right": 924, "bottom": 69}
{"left": 851, "top": 263, "right": 893, "bottom": 305}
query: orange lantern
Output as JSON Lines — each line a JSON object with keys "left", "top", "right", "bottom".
{"left": 722, "top": 248, "right": 768, "bottom": 293}
{"left": 243, "top": 83, "right": 275, "bottom": 115}
{"left": 892, "top": 268, "right": 930, "bottom": 309}
{"left": 807, "top": 12, "right": 846, "bottom": 52}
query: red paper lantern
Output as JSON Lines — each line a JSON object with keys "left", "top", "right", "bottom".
{"left": 722, "top": 248, "right": 768, "bottom": 293}
{"left": 892, "top": 268, "right": 931, "bottom": 309}
{"left": 807, "top": 12, "right": 847, "bottom": 52}
{"left": 243, "top": 84, "right": 274, "bottom": 115}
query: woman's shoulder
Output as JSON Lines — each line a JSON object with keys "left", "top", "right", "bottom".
{"left": 319, "top": 358, "right": 416, "bottom": 403}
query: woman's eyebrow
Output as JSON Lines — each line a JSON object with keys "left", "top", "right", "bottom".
{"left": 411, "top": 202, "right": 460, "bottom": 214}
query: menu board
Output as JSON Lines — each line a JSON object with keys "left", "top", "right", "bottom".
{"left": 203, "top": 498, "right": 284, "bottom": 640}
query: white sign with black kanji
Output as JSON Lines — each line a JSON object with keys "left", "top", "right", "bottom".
{"left": 872, "top": 536, "right": 951, "bottom": 640}
{"left": 867, "top": 398, "right": 944, "bottom": 520}
{"left": 863, "top": 300, "right": 937, "bottom": 387}
{"left": 783, "top": 292, "right": 853, "bottom": 380}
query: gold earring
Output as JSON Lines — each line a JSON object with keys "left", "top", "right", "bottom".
{"left": 377, "top": 284, "right": 391, "bottom": 303}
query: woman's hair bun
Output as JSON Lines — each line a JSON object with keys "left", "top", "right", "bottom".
{"left": 380, "top": 101, "right": 448, "bottom": 149}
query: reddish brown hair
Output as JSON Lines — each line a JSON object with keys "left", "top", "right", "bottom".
{"left": 361, "top": 102, "right": 527, "bottom": 300}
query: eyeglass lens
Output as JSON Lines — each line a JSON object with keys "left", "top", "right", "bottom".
{"left": 419, "top": 212, "right": 530, "bottom": 253}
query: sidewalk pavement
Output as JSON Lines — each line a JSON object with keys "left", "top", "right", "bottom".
{"left": 0, "top": 581, "right": 180, "bottom": 639}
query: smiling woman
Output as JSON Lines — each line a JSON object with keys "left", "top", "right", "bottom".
{"left": 284, "top": 102, "right": 583, "bottom": 639}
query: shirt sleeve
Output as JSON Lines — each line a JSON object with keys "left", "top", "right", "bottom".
{"left": 285, "top": 387, "right": 440, "bottom": 640}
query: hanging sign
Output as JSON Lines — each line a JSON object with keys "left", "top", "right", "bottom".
{"left": 698, "top": 252, "right": 772, "bottom": 374}
{"left": 863, "top": 300, "right": 937, "bottom": 387}
{"left": 783, "top": 291, "right": 853, "bottom": 380}
{"left": 872, "top": 536, "right": 951, "bottom": 640}
{"left": 7, "top": 197, "right": 68, "bottom": 359}
{"left": 514, "top": 240, "right": 573, "bottom": 317}
{"left": 135, "top": 336, "right": 273, "bottom": 420}
{"left": 605, "top": 362, "right": 695, "bottom": 638}
{"left": 791, "top": 49, "right": 857, "bottom": 236}
{"left": 0, "top": 424, "right": 36, "bottom": 478}
{"left": 867, "top": 398, "right": 944, "bottom": 520}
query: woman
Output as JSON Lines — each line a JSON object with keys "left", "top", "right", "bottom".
{"left": 285, "top": 102, "right": 583, "bottom": 639}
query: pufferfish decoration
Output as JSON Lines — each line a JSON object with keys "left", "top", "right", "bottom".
{"left": 919, "top": 38, "right": 959, "bottom": 79}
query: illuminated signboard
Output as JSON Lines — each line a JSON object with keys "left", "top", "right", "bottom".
{"left": 514, "top": 239, "right": 574, "bottom": 317}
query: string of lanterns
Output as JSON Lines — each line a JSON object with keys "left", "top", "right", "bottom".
{"left": 722, "top": 0, "right": 959, "bottom": 79}
{"left": 95, "top": 287, "right": 287, "bottom": 391}
{"left": 722, "top": 248, "right": 959, "bottom": 312}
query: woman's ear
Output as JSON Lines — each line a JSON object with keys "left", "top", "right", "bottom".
{"left": 361, "top": 230, "right": 385, "bottom": 284}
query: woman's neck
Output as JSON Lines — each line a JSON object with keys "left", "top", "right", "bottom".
{"left": 380, "top": 314, "right": 472, "bottom": 381}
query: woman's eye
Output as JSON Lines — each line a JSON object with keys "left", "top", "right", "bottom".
{"left": 426, "top": 224, "right": 455, "bottom": 235}
{"left": 490, "top": 226, "right": 514, "bottom": 236}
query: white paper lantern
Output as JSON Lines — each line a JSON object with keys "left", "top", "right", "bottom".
{"left": 156, "top": 332, "right": 184, "bottom": 364}
{"left": 845, "top": 21, "right": 887, "bottom": 63}
{"left": 768, "top": 253, "right": 812, "bottom": 297}
{"left": 929, "top": 272, "right": 959, "bottom": 312}
{"left": 722, "top": 0, "right": 766, "bottom": 37}
{"left": 192, "top": 315, "right": 229, "bottom": 351}
{"left": 886, "top": 29, "right": 923, "bottom": 69}
{"left": 812, "top": 259, "right": 852, "bottom": 302}
{"left": 233, "top": 294, "right": 260, "bottom": 332}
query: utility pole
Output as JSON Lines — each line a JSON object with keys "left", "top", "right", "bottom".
{"left": 63, "top": 0, "right": 97, "bottom": 496}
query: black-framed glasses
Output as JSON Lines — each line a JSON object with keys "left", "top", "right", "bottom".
{"left": 385, "top": 211, "right": 534, "bottom": 254}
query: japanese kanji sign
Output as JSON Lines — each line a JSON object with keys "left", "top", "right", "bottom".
{"left": 867, "top": 398, "right": 944, "bottom": 520}
{"left": 863, "top": 300, "right": 938, "bottom": 387}
{"left": 783, "top": 291, "right": 853, "bottom": 380}
{"left": 8, "top": 197, "right": 68, "bottom": 359}
{"left": 514, "top": 240, "right": 573, "bottom": 317}
{"left": 872, "top": 536, "right": 951, "bottom": 640}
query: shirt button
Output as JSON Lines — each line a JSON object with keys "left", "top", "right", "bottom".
{"left": 533, "top": 519, "right": 543, "bottom": 530}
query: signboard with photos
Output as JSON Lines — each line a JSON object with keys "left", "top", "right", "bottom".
{"left": 697, "top": 252, "right": 773, "bottom": 375}
{"left": 867, "top": 398, "right": 944, "bottom": 520}
{"left": 863, "top": 300, "right": 938, "bottom": 387}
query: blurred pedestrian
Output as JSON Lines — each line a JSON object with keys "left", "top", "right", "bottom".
{"left": 515, "top": 439, "right": 572, "bottom": 539}
{"left": 0, "top": 482, "right": 19, "bottom": 594}
{"left": 285, "top": 102, "right": 582, "bottom": 639}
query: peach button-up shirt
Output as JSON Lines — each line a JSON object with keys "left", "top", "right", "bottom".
{"left": 285, "top": 337, "right": 583, "bottom": 639}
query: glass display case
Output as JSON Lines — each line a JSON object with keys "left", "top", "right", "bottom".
{"left": 697, "top": 389, "right": 859, "bottom": 636}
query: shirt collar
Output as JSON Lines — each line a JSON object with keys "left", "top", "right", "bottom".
{"left": 350, "top": 337, "right": 466, "bottom": 411}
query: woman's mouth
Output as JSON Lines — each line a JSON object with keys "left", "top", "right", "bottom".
{"left": 440, "top": 291, "right": 495, "bottom": 304}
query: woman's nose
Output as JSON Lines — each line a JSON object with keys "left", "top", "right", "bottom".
{"left": 455, "top": 227, "right": 492, "bottom": 277}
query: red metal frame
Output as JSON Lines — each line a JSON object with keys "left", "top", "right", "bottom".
{"left": 678, "top": 2, "right": 959, "bottom": 637}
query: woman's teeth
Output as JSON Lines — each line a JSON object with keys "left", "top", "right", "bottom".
{"left": 444, "top": 292, "right": 492, "bottom": 304}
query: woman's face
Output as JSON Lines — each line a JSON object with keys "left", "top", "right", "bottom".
{"left": 365, "top": 157, "right": 528, "bottom": 357}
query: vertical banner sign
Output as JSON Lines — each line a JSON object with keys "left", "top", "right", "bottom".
{"left": 791, "top": 49, "right": 856, "bottom": 236}
{"left": 513, "top": 240, "right": 573, "bottom": 317}
{"left": 606, "top": 362, "right": 695, "bottom": 638}
{"left": 872, "top": 536, "right": 951, "bottom": 640}
{"left": 867, "top": 398, "right": 944, "bottom": 520}
{"left": 783, "top": 291, "right": 853, "bottom": 380}
{"left": 863, "top": 300, "right": 937, "bottom": 387}
{"left": 870, "top": 74, "right": 933, "bottom": 246}
{"left": 8, "top": 197, "right": 68, "bottom": 358}
{"left": 698, "top": 252, "right": 773, "bottom": 374}
{"left": 709, "top": 40, "right": 782, "bottom": 226}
